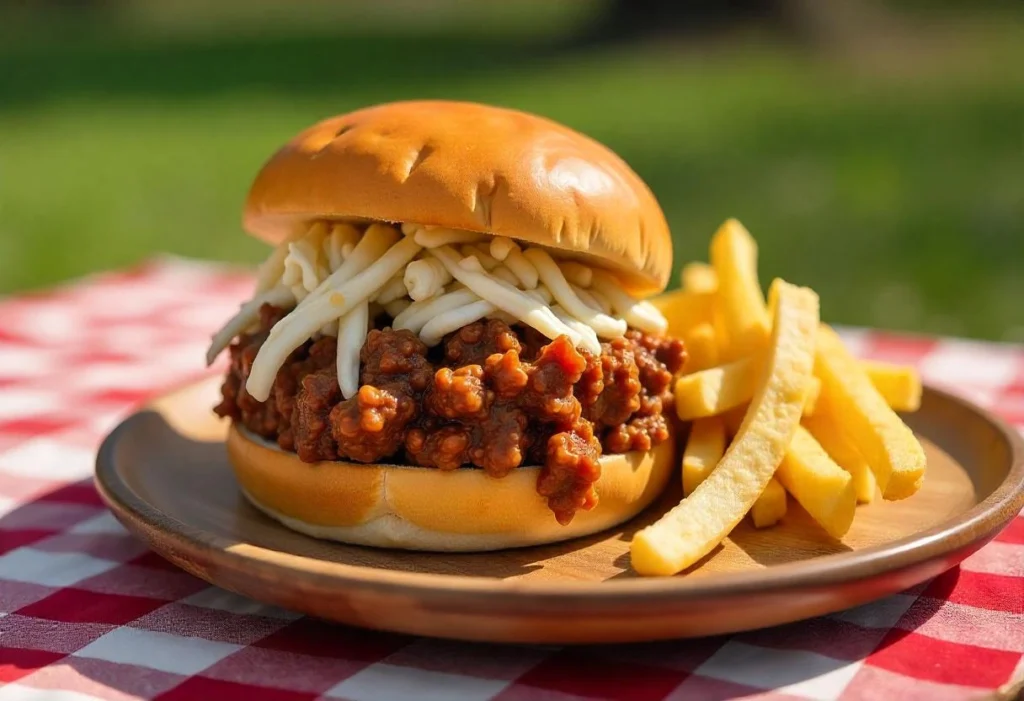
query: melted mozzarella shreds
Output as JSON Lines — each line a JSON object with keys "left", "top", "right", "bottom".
{"left": 523, "top": 248, "right": 627, "bottom": 339}
{"left": 336, "top": 302, "right": 369, "bottom": 398}
{"left": 206, "top": 286, "right": 295, "bottom": 365}
{"left": 206, "top": 221, "right": 669, "bottom": 401}
{"left": 246, "top": 234, "right": 423, "bottom": 402}
{"left": 431, "top": 246, "right": 591, "bottom": 352}
{"left": 404, "top": 257, "right": 450, "bottom": 301}
{"left": 420, "top": 298, "right": 497, "bottom": 346}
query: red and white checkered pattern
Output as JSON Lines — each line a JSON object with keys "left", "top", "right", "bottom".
{"left": 0, "top": 258, "right": 1021, "bottom": 701}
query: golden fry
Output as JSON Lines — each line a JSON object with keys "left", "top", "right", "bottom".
{"left": 650, "top": 289, "right": 715, "bottom": 339}
{"left": 676, "top": 358, "right": 819, "bottom": 421}
{"left": 862, "top": 360, "right": 923, "bottom": 413}
{"left": 678, "top": 264, "right": 724, "bottom": 373}
{"left": 750, "top": 478, "right": 787, "bottom": 528}
{"left": 802, "top": 376, "right": 822, "bottom": 416}
{"left": 710, "top": 219, "right": 770, "bottom": 359}
{"left": 682, "top": 417, "right": 727, "bottom": 495}
{"left": 815, "top": 325, "right": 926, "bottom": 499}
{"left": 681, "top": 262, "right": 718, "bottom": 294}
{"left": 674, "top": 357, "right": 759, "bottom": 420}
{"left": 679, "top": 354, "right": 910, "bottom": 421}
{"left": 682, "top": 322, "right": 720, "bottom": 373}
{"left": 776, "top": 427, "right": 856, "bottom": 538}
{"left": 631, "top": 279, "right": 819, "bottom": 576}
{"left": 802, "top": 414, "right": 877, "bottom": 503}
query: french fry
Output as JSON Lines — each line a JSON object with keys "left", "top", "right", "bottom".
{"left": 775, "top": 427, "right": 856, "bottom": 538}
{"left": 725, "top": 404, "right": 847, "bottom": 530}
{"left": 815, "top": 325, "right": 926, "bottom": 499}
{"left": 679, "top": 264, "right": 730, "bottom": 372}
{"left": 681, "top": 322, "right": 720, "bottom": 372}
{"left": 802, "top": 376, "right": 822, "bottom": 416}
{"left": 637, "top": 220, "right": 928, "bottom": 575}
{"left": 861, "top": 360, "right": 922, "bottom": 413}
{"left": 714, "top": 406, "right": 788, "bottom": 525}
{"left": 676, "top": 260, "right": 775, "bottom": 521}
{"left": 710, "top": 219, "right": 771, "bottom": 359}
{"left": 681, "top": 262, "right": 718, "bottom": 294}
{"left": 682, "top": 417, "right": 727, "bottom": 495}
{"left": 750, "top": 478, "right": 787, "bottom": 528}
{"left": 631, "top": 279, "right": 819, "bottom": 576}
{"left": 675, "top": 357, "right": 759, "bottom": 420}
{"left": 724, "top": 405, "right": 843, "bottom": 523}
{"left": 676, "top": 358, "right": 820, "bottom": 420}
{"left": 676, "top": 258, "right": 808, "bottom": 535}
{"left": 678, "top": 354, "right": 912, "bottom": 421}
{"left": 675, "top": 261, "right": 721, "bottom": 372}
{"left": 650, "top": 289, "right": 716, "bottom": 339}
{"left": 802, "top": 413, "right": 877, "bottom": 503}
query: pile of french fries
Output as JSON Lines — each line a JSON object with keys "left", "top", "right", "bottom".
{"left": 631, "top": 220, "right": 926, "bottom": 577}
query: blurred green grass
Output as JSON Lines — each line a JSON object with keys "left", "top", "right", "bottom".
{"left": 1, "top": 4, "right": 1022, "bottom": 340}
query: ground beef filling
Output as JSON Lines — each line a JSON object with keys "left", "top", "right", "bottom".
{"left": 215, "top": 305, "right": 686, "bottom": 524}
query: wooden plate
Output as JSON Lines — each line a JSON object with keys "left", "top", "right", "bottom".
{"left": 95, "top": 376, "right": 1024, "bottom": 643}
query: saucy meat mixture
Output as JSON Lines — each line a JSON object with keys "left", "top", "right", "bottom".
{"left": 216, "top": 304, "right": 686, "bottom": 523}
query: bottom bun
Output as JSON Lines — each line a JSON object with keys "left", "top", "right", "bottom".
{"left": 227, "top": 424, "right": 676, "bottom": 552}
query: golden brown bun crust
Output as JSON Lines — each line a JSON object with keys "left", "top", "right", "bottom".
{"left": 227, "top": 424, "right": 675, "bottom": 551}
{"left": 244, "top": 101, "right": 672, "bottom": 296}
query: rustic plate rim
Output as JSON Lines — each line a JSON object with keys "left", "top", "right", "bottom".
{"left": 95, "top": 382, "right": 1024, "bottom": 603}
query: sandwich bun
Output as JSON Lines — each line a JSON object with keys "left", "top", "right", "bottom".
{"left": 243, "top": 100, "right": 672, "bottom": 296}
{"left": 227, "top": 424, "right": 676, "bottom": 552}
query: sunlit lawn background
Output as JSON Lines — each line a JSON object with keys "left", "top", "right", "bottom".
{"left": 2, "top": 1, "right": 1022, "bottom": 340}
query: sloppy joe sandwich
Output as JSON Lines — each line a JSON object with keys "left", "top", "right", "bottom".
{"left": 208, "top": 100, "right": 686, "bottom": 551}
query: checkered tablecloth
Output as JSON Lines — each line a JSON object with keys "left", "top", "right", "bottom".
{"left": 0, "top": 258, "right": 1021, "bottom": 701}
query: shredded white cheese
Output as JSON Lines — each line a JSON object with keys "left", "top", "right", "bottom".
{"left": 420, "top": 298, "right": 497, "bottom": 346}
{"left": 383, "top": 299, "right": 411, "bottom": 318}
{"left": 206, "top": 286, "right": 294, "bottom": 365}
{"left": 489, "top": 236, "right": 515, "bottom": 261}
{"left": 573, "top": 285, "right": 611, "bottom": 315}
{"left": 526, "top": 285, "right": 553, "bottom": 305}
{"left": 374, "top": 274, "right": 408, "bottom": 305}
{"left": 523, "top": 248, "right": 627, "bottom": 339}
{"left": 325, "top": 223, "right": 360, "bottom": 271}
{"left": 459, "top": 244, "right": 500, "bottom": 271}
{"left": 298, "top": 223, "right": 400, "bottom": 311}
{"left": 285, "top": 238, "right": 324, "bottom": 294}
{"left": 254, "top": 242, "right": 293, "bottom": 295}
{"left": 336, "top": 302, "right": 369, "bottom": 398}
{"left": 488, "top": 238, "right": 538, "bottom": 289}
{"left": 592, "top": 270, "right": 668, "bottom": 335}
{"left": 394, "top": 288, "right": 480, "bottom": 334}
{"left": 491, "top": 265, "right": 520, "bottom": 287}
{"left": 551, "top": 304, "right": 600, "bottom": 353}
{"left": 404, "top": 258, "right": 450, "bottom": 301}
{"left": 208, "top": 221, "right": 668, "bottom": 403}
{"left": 245, "top": 235, "right": 423, "bottom": 401}
{"left": 319, "top": 319, "right": 339, "bottom": 337}
{"left": 431, "top": 246, "right": 592, "bottom": 352}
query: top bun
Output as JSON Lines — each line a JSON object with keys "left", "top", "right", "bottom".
{"left": 243, "top": 100, "right": 672, "bottom": 296}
